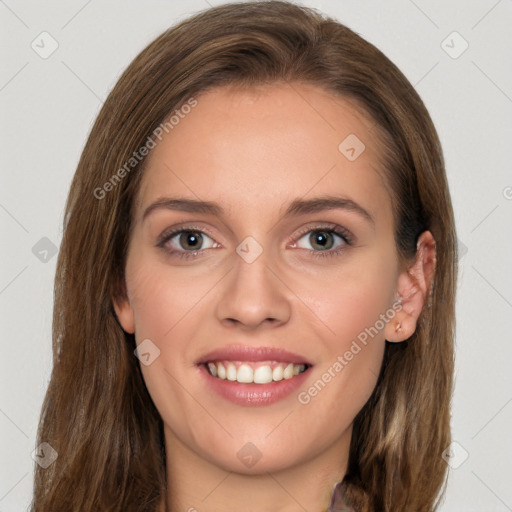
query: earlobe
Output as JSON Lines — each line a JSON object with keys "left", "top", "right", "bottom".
{"left": 112, "top": 290, "right": 136, "bottom": 335}
{"left": 385, "top": 230, "right": 436, "bottom": 343}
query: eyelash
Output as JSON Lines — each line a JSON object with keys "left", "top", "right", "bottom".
{"left": 156, "top": 223, "right": 354, "bottom": 261}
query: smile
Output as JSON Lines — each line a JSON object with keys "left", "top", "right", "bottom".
{"left": 205, "top": 360, "right": 309, "bottom": 384}
{"left": 195, "top": 345, "right": 313, "bottom": 406}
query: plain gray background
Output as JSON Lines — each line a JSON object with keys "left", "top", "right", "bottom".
{"left": 1, "top": 1, "right": 511, "bottom": 511}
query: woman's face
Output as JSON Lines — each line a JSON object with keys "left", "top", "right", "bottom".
{"left": 114, "top": 82, "right": 404, "bottom": 475}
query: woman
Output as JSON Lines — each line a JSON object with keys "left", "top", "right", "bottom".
{"left": 31, "top": 1, "right": 458, "bottom": 511}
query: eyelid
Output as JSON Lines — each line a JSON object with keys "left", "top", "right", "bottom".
{"left": 156, "top": 221, "right": 355, "bottom": 259}
{"left": 287, "top": 222, "right": 354, "bottom": 247}
{"left": 156, "top": 223, "right": 221, "bottom": 248}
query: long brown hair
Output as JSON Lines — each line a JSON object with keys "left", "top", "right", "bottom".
{"left": 31, "top": 2, "right": 457, "bottom": 510}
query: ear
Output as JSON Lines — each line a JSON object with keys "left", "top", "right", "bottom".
{"left": 385, "top": 230, "right": 436, "bottom": 343}
{"left": 112, "top": 279, "right": 135, "bottom": 334}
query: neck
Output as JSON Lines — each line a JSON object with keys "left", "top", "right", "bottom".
{"left": 163, "top": 424, "right": 352, "bottom": 512}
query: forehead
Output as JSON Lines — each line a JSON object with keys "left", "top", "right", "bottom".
{"left": 135, "top": 82, "right": 392, "bottom": 226}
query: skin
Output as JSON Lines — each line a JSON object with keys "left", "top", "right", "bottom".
{"left": 113, "top": 82, "right": 436, "bottom": 512}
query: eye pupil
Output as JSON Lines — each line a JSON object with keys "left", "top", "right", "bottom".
{"left": 180, "top": 231, "right": 202, "bottom": 250}
{"left": 310, "top": 230, "right": 334, "bottom": 250}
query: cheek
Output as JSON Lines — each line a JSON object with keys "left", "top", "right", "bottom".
{"left": 307, "top": 251, "right": 397, "bottom": 345}
{"left": 127, "top": 268, "right": 169, "bottom": 338}
{"left": 320, "top": 281, "right": 391, "bottom": 352}
{"left": 125, "top": 252, "right": 205, "bottom": 341}
{"left": 302, "top": 252, "right": 397, "bottom": 404}
{"left": 124, "top": 255, "right": 203, "bottom": 423}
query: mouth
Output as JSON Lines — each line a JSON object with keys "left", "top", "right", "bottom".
{"left": 195, "top": 345, "right": 313, "bottom": 406}
{"left": 203, "top": 360, "right": 311, "bottom": 384}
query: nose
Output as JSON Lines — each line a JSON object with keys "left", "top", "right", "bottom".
{"left": 215, "top": 249, "right": 292, "bottom": 330}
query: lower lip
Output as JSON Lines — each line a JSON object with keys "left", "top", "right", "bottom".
{"left": 197, "top": 363, "right": 312, "bottom": 406}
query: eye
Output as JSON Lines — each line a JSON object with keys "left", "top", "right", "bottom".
{"left": 291, "top": 224, "right": 353, "bottom": 259}
{"left": 156, "top": 223, "right": 354, "bottom": 261}
{"left": 169, "top": 230, "right": 215, "bottom": 251}
{"left": 157, "top": 227, "right": 219, "bottom": 259}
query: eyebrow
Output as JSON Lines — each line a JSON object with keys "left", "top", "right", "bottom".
{"left": 142, "top": 195, "right": 375, "bottom": 227}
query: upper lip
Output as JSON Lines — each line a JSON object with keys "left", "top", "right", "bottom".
{"left": 196, "top": 345, "right": 312, "bottom": 366}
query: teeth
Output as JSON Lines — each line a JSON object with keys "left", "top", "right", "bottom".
{"left": 237, "top": 364, "right": 253, "bottom": 383}
{"left": 205, "top": 361, "right": 307, "bottom": 383}
{"left": 217, "top": 362, "right": 226, "bottom": 379}
{"left": 283, "top": 363, "right": 294, "bottom": 379}
{"left": 254, "top": 365, "right": 273, "bottom": 384}
{"left": 272, "top": 365, "right": 283, "bottom": 381}
{"left": 207, "top": 362, "right": 217, "bottom": 377}
{"left": 226, "top": 363, "right": 237, "bottom": 381}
